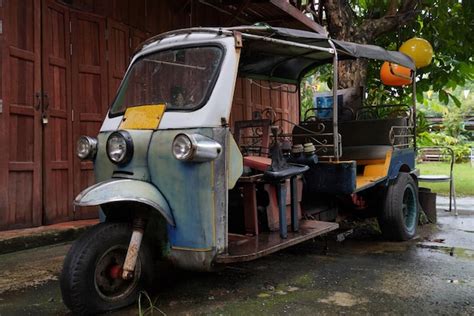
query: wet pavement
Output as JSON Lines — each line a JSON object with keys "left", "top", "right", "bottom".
{"left": 0, "top": 200, "right": 473, "bottom": 315}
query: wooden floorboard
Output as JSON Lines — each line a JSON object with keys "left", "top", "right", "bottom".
{"left": 216, "top": 220, "right": 339, "bottom": 263}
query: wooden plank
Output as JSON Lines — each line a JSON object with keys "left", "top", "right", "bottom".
{"left": 8, "top": 46, "right": 35, "bottom": 60}
{"left": 130, "top": 27, "right": 150, "bottom": 54}
{"left": 242, "top": 182, "right": 259, "bottom": 236}
{"left": 216, "top": 220, "right": 339, "bottom": 263}
{"left": 71, "top": 9, "right": 107, "bottom": 220}
{"left": 8, "top": 162, "right": 35, "bottom": 171}
{"left": 0, "top": 0, "right": 43, "bottom": 229}
{"left": 106, "top": 18, "right": 129, "bottom": 104}
{"left": 145, "top": 0, "right": 160, "bottom": 34}
{"left": 109, "top": 0, "right": 129, "bottom": 25}
{"left": 9, "top": 104, "right": 35, "bottom": 116}
{"left": 128, "top": 0, "right": 146, "bottom": 31}
{"left": 0, "top": 0, "right": 8, "bottom": 225}
{"left": 78, "top": 112, "right": 103, "bottom": 121}
{"left": 41, "top": 0, "right": 74, "bottom": 224}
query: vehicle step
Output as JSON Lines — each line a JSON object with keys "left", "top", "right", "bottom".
{"left": 215, "top": 220, "right": 338, "bottom": 264}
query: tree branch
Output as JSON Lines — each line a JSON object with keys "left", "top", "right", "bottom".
{"left": 359, "top": 0, "right": 419, "bottom": 40}
{"left": 321, "top": 0, "right": 357, "bottom": 40}
{"left": 386, "top": 0, "right": 399, "bottom": 16}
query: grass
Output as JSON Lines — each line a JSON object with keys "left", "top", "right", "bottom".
{"left": 417, "top": 162, "right": 474, "bottom": 197}
{"left": 138, "top": 291, "right": 166, "bottom": 316}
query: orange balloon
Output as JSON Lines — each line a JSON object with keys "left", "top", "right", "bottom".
{"left": 380, "top": 62, "right": 412, "bottom": 86}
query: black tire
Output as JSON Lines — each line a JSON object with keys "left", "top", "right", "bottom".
{"left": 60, "top": 222, "right": 154, "bottom": 315}
{"left": 378, "top": 173, "right": 419, "bottom": 241}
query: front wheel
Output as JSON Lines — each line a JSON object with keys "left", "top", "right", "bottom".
{"left": 378, "top": 173, "right": 419, "bottom": 241}
{"left": 60, "top": 222, "right": 154, "bottom": 315}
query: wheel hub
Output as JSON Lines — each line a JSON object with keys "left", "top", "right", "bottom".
{"left": 94, "top": 246, "right": 141, "bottom": 302}
{"left": 108, "top": 264, "right": 123, "bottom": 280}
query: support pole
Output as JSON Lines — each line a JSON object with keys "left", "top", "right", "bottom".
{"left": 328, "top": 40, "right": 339, "bottom": 161}
{"left": 412, "top": 71, "right": 417, "bottom": 150}
{"left": 276, "top": 181, "right": 288, "bottom": 239}
{"left": 290, "top": 176, "right": 299, "bottom": 232}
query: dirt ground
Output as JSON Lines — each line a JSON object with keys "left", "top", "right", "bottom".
{"left": 0, "top": 207, "right": 473, "bottom": 316}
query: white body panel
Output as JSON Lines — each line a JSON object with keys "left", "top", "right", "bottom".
{"left": 100, "top": 33, "right": 239, "bottom": 132}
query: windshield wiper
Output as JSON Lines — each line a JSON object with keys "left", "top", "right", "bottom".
{"left": 143, "top": 59, "right": 206, "bottom": 70}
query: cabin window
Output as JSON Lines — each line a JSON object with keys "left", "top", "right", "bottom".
{"left": 110, "top": 45, "right": 223, "bottom": 115}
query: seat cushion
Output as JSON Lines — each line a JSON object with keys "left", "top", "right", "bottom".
{"left": 341, "top": 145, "right": 392, "bottom": 160}
{"left": 243, "top": 156, "right": 271, "bottom": 172}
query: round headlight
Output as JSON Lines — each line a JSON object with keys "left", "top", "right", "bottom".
{"left": 106, "top": 131, "right": 133, "bottom": 165}
{"left": 76, "top": 136, "right": 98, "bottom": 160}
{"left": 172, "top": 134, "right": 194, "bottom": 161}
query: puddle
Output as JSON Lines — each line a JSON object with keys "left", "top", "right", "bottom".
{"left": 417, "top": 244, "right": 474, "bottom": 260}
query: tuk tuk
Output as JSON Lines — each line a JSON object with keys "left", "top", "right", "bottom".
{"left": 60, "top": 26, "right": 419, "bottom": 314}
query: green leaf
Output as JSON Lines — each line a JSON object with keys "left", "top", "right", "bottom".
{"left": 438, "top": 90, "right": 449, "bottom": 104}
{"left": 448, "top": 93, "right": 462, "bottom": 107}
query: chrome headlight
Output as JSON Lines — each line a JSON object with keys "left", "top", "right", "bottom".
{"left": 76, "top": 136, "right": 98, "bottom": 160}
{"left": 172, "top": 133, "right": 221, "bottom": 162}
{"left": 172, "top": 134, "right": 194, "bottom": 161}
{"left": 106, "top": 130, "right": 134, "bottom": 165}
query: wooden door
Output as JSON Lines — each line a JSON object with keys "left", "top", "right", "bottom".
{"left": 0, "top": 0, "right": 42, "bottom": 230}
{"left": 41, "top": 0, "right": 74, "bottom": 224}
{"left": 107, "top": 19, "right": 129, "bottom": 104}
{"left": 0, "top": 0, "right": 6, "bottom": 226}
{"left": 130, "top": 28, "right": 150, "bottom": 55}
{"left": 71, "top": 10, "right": 107, "bottom": 219}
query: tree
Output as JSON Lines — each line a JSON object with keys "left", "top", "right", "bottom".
{"left": 298, "top": 0, "right": 474, "bottom": 107}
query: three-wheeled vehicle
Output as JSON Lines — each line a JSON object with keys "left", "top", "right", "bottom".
{"left": 61, "top": 26, "right": 419, "bottom": 314}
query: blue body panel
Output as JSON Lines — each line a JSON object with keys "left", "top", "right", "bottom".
{"left": 148, "top": 128, "right": 218, "bottom": 250}
{"left": 387, "top": 148, "right": 416, "bottom": 180}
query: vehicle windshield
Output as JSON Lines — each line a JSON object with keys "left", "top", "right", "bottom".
{"left": 110, "top": 46, "right": 223, "bottom": 115}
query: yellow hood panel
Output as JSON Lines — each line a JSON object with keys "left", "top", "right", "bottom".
{"left": 119, "top": 104, "right": 166, "bottom": 130}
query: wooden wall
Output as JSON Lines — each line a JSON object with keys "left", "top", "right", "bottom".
{"left": 231, "top": 78, "right": 299, "bottom": 134}
{"left": 0, "top": 0, "right": 298, "bottom": 230}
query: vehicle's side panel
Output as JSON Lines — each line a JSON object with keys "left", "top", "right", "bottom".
{"left": 94, "top": 132, "right": 115, "bottom": 183}
{"left": 387, "top": 148, "right": 416, "bottom": 180}
{"left": 148, "top": 128, "right": 227, "bottom": 253}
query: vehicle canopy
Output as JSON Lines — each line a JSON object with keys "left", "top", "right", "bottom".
{"left": 137, "top": 25, "right": 415, "bottom": 84}
{"left": 102, "top": 26, "right": 415, "bottom": 131}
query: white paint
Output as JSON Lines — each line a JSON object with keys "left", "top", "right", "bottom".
{"left": 100, "top": 32, "right": 240, "bottom": 132}
{"left": 99, "top": 111, "right": 122, "bottom": 131}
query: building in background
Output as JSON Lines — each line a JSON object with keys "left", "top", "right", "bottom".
{"left": 0, "top": 0, "right": 323, "bottom": 230}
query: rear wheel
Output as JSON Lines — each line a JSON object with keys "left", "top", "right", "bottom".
{"left": 60, "top": 222, "right": 153, "bottom": 315}
{"left": 378, "top": 173, "right": 419, "bottom": 241}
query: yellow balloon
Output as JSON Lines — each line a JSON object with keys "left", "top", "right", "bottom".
{"left": 399, "top": 37, "right": 434, "bottom": 69}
